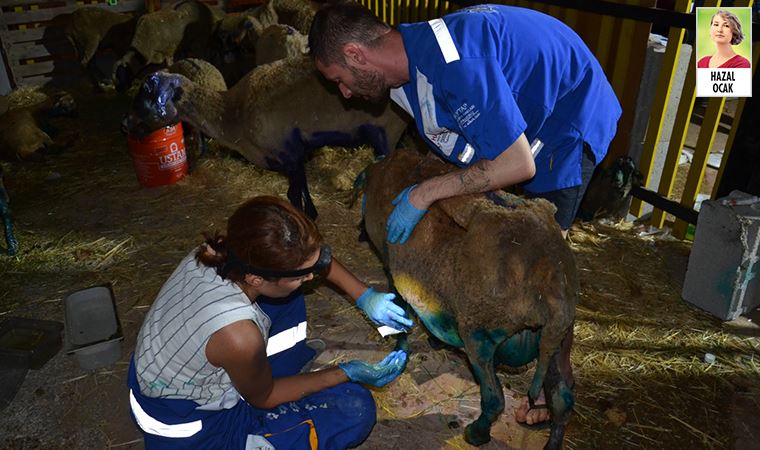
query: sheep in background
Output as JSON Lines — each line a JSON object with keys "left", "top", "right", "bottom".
{"left": 578, "top": 156, "right": 644, "bottom": 222}
{"left": 271, "top": 0, "right": 318, "bottom": 34}
{"left": 0, "top": 90, "right": 77, "bottom": 256}
{"left": 166, "top": 58, "right": 227, "bottom": 163}
{"left": 61, "top": 7, "right": 137, "bottom": 89}
{"left": 0, "top": 91, "right": 78, "bottom": 161}
{"left": 114, "top": 0, "right": 225, "bottom": 91}
{"left": 362, "top": 148, "right": 577, "bottom": 448}
{"left": 127, "top": 54, "right": 408, "bottom": 218}
{"left": 255, "top": 24, "right": 308, "bottom": 66}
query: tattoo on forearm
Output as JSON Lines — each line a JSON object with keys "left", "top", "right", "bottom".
{"left": 456, "top": 161, "right": 491, "bottom": 194}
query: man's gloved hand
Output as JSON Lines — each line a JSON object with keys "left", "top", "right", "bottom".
{"left": 356, "top": 288, "right": 413, "bottom": 332}
{"left": 386, "top": 184, "right": 427, "bottom": 245}
{"left": 339, "top": 350, "right": 408, "bottom": 387}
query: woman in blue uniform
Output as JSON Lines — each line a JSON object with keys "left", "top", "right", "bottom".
{"left": 309, "top": 2, "right": 621, "bottom": 428}
{"left": 128, "top": 196, "right": 411, "bottom": 449}
{"left": 309, "top": 3, "right": 622, "bottom": 241}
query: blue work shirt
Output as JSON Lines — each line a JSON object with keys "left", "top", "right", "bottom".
{"left": 391, "top": 4, "right": 622, "bottom": 193}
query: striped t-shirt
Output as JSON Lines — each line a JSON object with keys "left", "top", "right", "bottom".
{"left": 134, "top": 248, "right": 271, "bottom": 408}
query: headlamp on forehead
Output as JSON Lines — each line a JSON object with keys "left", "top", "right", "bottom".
{"left": 222, "top": 245, "right": 332, "bottom": 279}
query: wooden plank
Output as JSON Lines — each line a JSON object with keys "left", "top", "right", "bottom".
{"left": 8, "top": 41, "right": 53, "bottom": 59}
{"left": 629, "top": 0, "right": 692, "bottom": 216}
{"left": 593, "top": 14, "right": 615, "bottom": 72}
{"left": 9, "top": 59, "right": 55, "bottom": 77}
{"left": 0, "top": 0, "right": 141, "bottom": 25}
{"left": 649, "top": 51, "right": 696, "bottom": 229}
{"left": 562, "top": 6, "right": 578, "bottom": 28}
{"left": 1, "top": 27, "right": 46, "bottom": 43}
{"left": 672, "top": 97, "right": 726, "bottom": 239}
{"left": 18, "top": 73, "right": 53, "bottom": 86}
{"left": 0, "top": 0, "right": 67, "bottom": 6}
{"left": 8, "top": 38, "right": 73, "bottom": 59}
{"left": 605, "top": 0, "right": 654, "bottom": 166}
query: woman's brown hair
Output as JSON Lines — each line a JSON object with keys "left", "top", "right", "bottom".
{"left": 196, "top": 196, "right": 323, "bottom": 282}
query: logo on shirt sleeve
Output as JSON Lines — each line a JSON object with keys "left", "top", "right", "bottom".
{"left": 454, "top": 102, "right": 481, "bottom": 129}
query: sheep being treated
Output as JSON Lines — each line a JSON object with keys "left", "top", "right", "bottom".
{"left": 129, "top": 54, "right": 407, "bottom": 218}
{"left": 362, "top": 149, "right": 578, "bottom": 449}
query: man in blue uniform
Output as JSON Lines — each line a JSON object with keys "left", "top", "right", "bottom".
{"left": 309, "top": 3, "right": 621, "bottom": 242}
{"left": 309, "top": 2, "right": 621, "bottom": 428}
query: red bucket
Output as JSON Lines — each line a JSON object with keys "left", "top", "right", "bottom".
{"left": 127, "top": 123, "right": 188, "bottom": 188}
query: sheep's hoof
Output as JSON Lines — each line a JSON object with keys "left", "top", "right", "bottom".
{"left": 464, "top": 421, "right": 491, "bottom": 446}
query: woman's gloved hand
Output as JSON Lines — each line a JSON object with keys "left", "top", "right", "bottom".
{"left": 356, "top": 288, "right": 413, "bottom": 332}
{"left": 338, "top": 350, "right": 408, "bottom": 387}
{"left": 386, "top": 184, "right": 427, "bottom": 244}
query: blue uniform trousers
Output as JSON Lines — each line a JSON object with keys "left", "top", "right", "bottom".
{"left": 128, "top": 291, "right": 377, "bottom": 449}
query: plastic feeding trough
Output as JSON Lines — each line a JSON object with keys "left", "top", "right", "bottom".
{"left": 64, "top": 285, "right": 124, "bottom": 370}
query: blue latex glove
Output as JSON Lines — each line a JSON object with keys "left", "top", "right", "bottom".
{"left": 386, "top": 184, "right": 427, "bottom": 244}
{"left": 339, "top": 350, "right": 408, "bottom": 387}
{"left": 356, "top": 288, "right": 413, "bottom": 331}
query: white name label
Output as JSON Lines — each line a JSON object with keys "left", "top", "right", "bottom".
{"left": 696, "top": 69, "right": 752, "bottom": 97}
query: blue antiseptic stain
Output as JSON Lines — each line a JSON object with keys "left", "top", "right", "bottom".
{"left": 495, "top": 328, "right": 541, "bottom": 368}
{"left": 416, "top": 311, "right": 464, "bottom": 348}
{"left": 717, "top": 269, "right": 737, "bottom": 304}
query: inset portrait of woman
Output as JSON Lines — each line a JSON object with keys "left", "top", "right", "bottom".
{"left": 697, "top": 9, "right": 751, "bottom": 69}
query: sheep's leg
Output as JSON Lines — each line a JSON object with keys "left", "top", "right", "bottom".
{"left": 286, "top": 164, "right": 317, "bottom": 219}
{"left": 0, "top": 173, "right": 18, "bottom": 256}
{"left": 182, "top": 123, "right": 206, "bottom": 173}
{"left": 528, "top": 316, "right": 571, "bottom": 405}
{"left": 462, "top": 329, "right": 508, "bottom": 446}
{"left": 543, "top": 329, "right": 575, "bottom": 450}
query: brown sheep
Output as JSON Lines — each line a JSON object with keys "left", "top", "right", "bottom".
{"left": 128, "top": 54, "right": 408, "bottom": 218}
{"left": 362, "top": 148, "right": 577, "bottom": 448}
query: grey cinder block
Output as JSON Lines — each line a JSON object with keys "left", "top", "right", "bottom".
{"left": 683, "top": 191, "right": 760, "bottom": 320}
